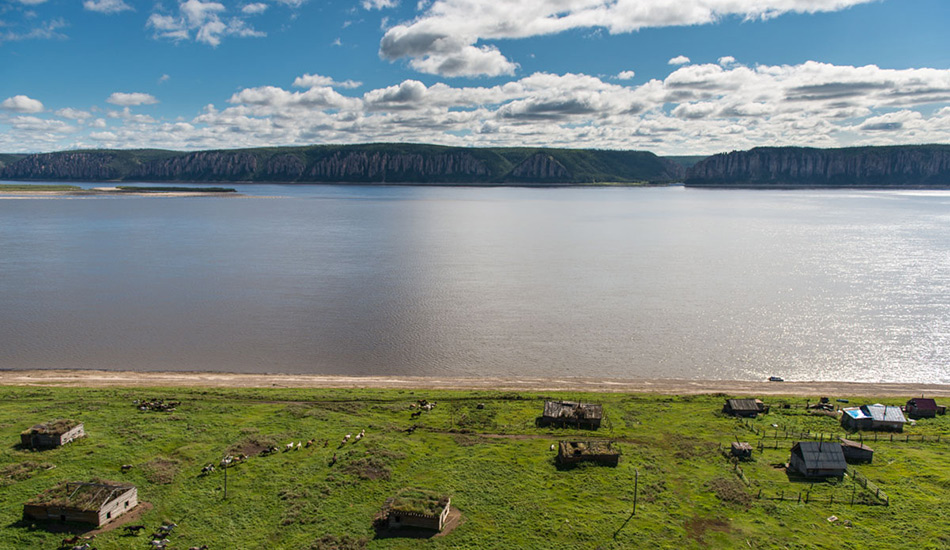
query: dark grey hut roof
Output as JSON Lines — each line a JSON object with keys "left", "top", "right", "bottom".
{"left": 792, "top": 441, "right": 847, "bottom": 470}
{"left": 726, "top": 399, "right": 761, "bottom": 412}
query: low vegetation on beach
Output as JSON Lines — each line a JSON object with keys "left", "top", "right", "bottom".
{"left": 0, "top": 386, "right": 947, "bottom": 549}
{"left": 0, "top": 183, "right": 81, "bottom": 192}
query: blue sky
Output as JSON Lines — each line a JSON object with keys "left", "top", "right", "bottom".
{"left": 1, "top": 0, "right": 948, "bottom": 154}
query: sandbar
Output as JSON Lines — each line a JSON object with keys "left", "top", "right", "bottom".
{"left": 2, "top": 369, "right": 948, "bottom": 397}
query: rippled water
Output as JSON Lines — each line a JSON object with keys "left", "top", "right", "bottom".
{"left": 1, "top": 183, "right": 948, "bottom": 383}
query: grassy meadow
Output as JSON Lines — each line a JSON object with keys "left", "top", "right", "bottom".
{"left": 0, "top": 386, "right": 947, "bottom": 549}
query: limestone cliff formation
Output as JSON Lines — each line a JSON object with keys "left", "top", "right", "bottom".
{"left": 686, "top": 145, "right": 950, "bottom": 188}
{"left": 0, "top": 144, "right": 684, "bottom": 185}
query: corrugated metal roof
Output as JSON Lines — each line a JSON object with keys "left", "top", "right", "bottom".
{"left": 792, "top": 441, "right": 847, "bottom": 471}
{"left": 865, "top": 404, "right": 906, "bottom": 423}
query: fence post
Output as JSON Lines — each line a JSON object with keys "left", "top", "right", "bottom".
{"left": 798, "top": 492, "right": 801, "bottom": 504}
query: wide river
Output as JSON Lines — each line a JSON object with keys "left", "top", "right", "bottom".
{"left": 1, "top": 183, "right": 948, "bottom": 383}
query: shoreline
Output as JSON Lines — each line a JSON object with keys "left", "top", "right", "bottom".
{"left": 2, "top": 369, "right": 949, "bottom": 397}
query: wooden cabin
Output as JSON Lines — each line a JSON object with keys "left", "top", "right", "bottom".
{"left": 905, "top": 398, "right": 939, "bottom": 419}
{"left": 730, "top": 442, "right": 753, "bottom": 460}
{"left": 23, "top": 480, "right": 137, "bottom": 527}
{"left": 538, "top": 401, "right": 603, "bottom": 429}
{"left": 839, "top": 438, "right": 874, "bottom": 464}
{"left": 722, "top": 399, "right": 768, "bottom": 418}
{"left": 557, "top": 441, "right": 620, "bottom": 466}
{"left": 20, "top": 420, "right": 85, "bottom": 449}
{"left": 840, "top": 404, "right": 906, "bottom": 432}
{"left": 378, "top": 489, "right": 451, "bottom": 532}
{"left": 787, "top": 441, "right": 846, "bottom": 479}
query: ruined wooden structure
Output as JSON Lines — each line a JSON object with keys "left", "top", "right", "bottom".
{"left": 538, "top": 401, "right": 603, "bottom": 429}
{"left": 23, "top": 480, "right": 137, "bottom": 527}
{"left": 20, "top": 420, "right": 85, "bottom": 449}
{"left": 378, "top": 488, "right": 451, "bottom": 532}
{"left": 557, "top": 440, "right": 620, "bottom": 466}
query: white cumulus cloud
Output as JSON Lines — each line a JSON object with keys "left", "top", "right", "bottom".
{"left": 83, "top": 0, "right": 133, "bottom": 14}
{"left": 106, "top": 92, "right": 159, "bottom": 106}
{"left": 2, "top": 95, "right": 44, "bottom": 113}
{"left": 379, "top": 0, "right": 876, "bottom": 77}
{"left": 147, "top": 0, "right": 264, "bottom": 46}
{"left": 293, "top": 74, "right": 363, "bottom": 89}
{"left": 362, "top": 0, "right": 397, "bottom": 9}
{"left": 668, "top": 55, "right": 690, "bottom": 65}
{"left": 241, "top": 3, "right": 268, "bottom": 15}
{"left": 616, "top": 70, "right": 636, "bottom": 80}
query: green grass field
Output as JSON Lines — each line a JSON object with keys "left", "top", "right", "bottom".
{"left": 1, "top": 386, "right": 947, "bottom": 549}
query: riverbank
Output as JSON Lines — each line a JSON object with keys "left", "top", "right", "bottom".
{"left": 1, "top": 382, "right": 947, "bottom": 549}
{"left": 0, "top": 184, "right": 239, "bottom": 198}
{"left": 3, "top": 369, "right": 948, "bottom": 397}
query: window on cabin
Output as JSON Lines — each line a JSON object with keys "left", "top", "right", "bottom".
{"left": 106, "top": 511, "right": 111, "bottom": 519}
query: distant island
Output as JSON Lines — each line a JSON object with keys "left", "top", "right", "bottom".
{"left": 0, "top": 144, "right": 685, "bottom": 186}
{"left": 686, "top": 144, "right": 950, "bottom": 188}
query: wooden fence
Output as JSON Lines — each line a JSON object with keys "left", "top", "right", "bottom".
{"left": 740, "top": 420, "right": 946, "bottom": 444}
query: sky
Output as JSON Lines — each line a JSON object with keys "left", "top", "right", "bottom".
{"left": 1, "top": 0, "right": 948, "bottom": 154}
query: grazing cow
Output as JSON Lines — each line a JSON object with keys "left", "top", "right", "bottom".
{"left": 295, "top": 442, "right": 302, "bottom": 450}
{"left": 123, "top": 525, "right": 146, "bottom": 535}
{"left": 70, "top": 544, "right": 93, "bottom": 550}
{"left": 150, "top": 538, "right": 170, "bottom": 548}
{"left": 305, "top": 439, "right": 314, "bottom": 448}
{"left": 201, "top": 464, "right": 215, "bottom": 475}
{"left": 121, "top": 464, "right": 133, "bottom": 472}
{"left": 62, "top": 535, "right": 81, "bottom": 546}
{"left": 329, "top": 453, "right": 337, "bottom": 466}
{"left": 410, "top": 411, "right": 422, "bottom": 419}
{"left": 189, "top": 546, "right": 209, "bottom": 550}
{"left": 285, "top": 442, "right": 294, "bottom": 451}
{"left": 157, "top": 523, "right": 178, "bottom": 535}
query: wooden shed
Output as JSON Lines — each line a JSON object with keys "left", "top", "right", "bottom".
{"left": 20, "top": 420, "right": 85, "bottom": 449}
{"left": 378, "top": 489, "right": 451, "bottom": 532}
{"left": 787, "top": 441, "right": 846, "bottom": 479}
{"left": 730, "top": 442, "right": 753, "bottom": 460}
{"left": 722, "top": 399, "right": 768, "bottom": 417}
{"left": 839, "top": 438, "right": 874, "bottom": 464}
{"left": 538, "top": 401, "right": 603, "bottom": 429}
{"left": 840, "top": 404, "right": 906, "bottom": 432}
{"left": 23, "top": 480, "right": 137, "bottom": 527}
{"left": 905, "top": 398, "right": 939, "bottom": 419}
{"left": 557, "top": 440, "right": 620, "bottom": 466}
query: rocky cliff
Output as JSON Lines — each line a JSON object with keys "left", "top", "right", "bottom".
{"left": 0, "top": 144, "right": 683, "bottom": 185}
{"left": 686, "top": 145, "right": 950, "bottom": 187}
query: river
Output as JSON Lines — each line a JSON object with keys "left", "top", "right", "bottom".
{"left": 1, "top": 183, "right": 948, "bottom": 383}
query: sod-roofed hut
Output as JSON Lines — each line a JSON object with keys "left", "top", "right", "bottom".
{"left": 839, "top": 438, "right": 874, "bottom": 464}
{"left": 20, "top": 420, "right": 85, "bottom": 449}
{"left": 905, "top": 398, "right": 939, "bottom": 419}
{"left": 730, "top": 442, "right": 753, "bottom": 460}
{"left": 787, "top": 441, "right": 846, "bottom": 479}
{"left": 23, "top": 480, "right": 137, "bottom": 526}
{"left": 538, "top": 401, "right": 603, "bottom": 429}
{"left": 378, "top": 488, "right": 451, "bottom": 532}
{"left": 840, "top": 404, "right": 906, "bottom": 432}
{"left": 557, "top": 440, "right": 620, "bottom": 466}
{"left": 722, "top": 399, "right": 768, "bottom": 417}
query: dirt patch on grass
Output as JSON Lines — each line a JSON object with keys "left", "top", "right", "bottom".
{"left": 0, "top": 461, "right": 54, "bottom": 485}
{"left": 142, "top": 457, "right": 180, "bottom": 484}
{"left": 339, "top": 446, "right": 404, "bottom": 481}
{"left": 228, "top": 434, "right": 278, "bottom": 456}
{"left": 685, "top": 515, "right": 731, "bottom": 543}
{"left": 300, "top": 534, "right": 368, "bottom": 550}
{"left": 707, "top": 477, "right": 753, "bottom": 507}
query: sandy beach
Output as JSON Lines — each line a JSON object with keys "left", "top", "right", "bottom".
{"left": 2, "top": 369, "right": 948, "bottom": 397}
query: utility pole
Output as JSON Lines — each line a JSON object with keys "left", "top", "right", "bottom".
{"left": 613, "top": 468, "right": 639, "bottom": 540}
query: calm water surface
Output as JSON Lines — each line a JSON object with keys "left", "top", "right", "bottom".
{"left": 1, "top": 183, "right": 949, "bottom": 383}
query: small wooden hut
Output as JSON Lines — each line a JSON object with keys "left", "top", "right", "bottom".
{"left": 730, "top": 442, "right": 753, "bottom": 460}
{"left": 722, "top": 399, "right": 768, "bottom": 418}
{"left": 787, "top": 441, "right": 846, "bottom": 479}
{"left": 839, "top": 438, "right": 874, "bottom": 464}
{"left": 557, "top": 441, "right": 620, "bottom": 466}
{"left": 23, "top": 480, "right": 137, "bottom": 527}
{"left": 20, "top": 420, "right": 85, "bottom": 449}
{"left": 538, "top": 401, "right": 603, "bottom": 429}
{"left": 377, "top": 488, "right": 451, "bottom": 532}
{"left": 905, "top": 398, "right": 939, "bottom": 419}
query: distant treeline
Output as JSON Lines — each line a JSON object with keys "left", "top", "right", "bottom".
{"left": 0, "top": 143, "right": 687, "bottom": 185}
